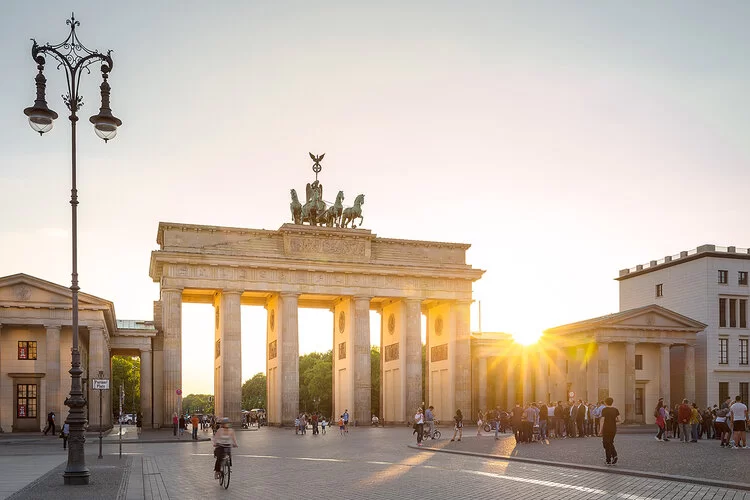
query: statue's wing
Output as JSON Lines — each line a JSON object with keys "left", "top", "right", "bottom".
{"left": 318, "top": 153, "right": 325, "bottom": 162}
{"left": 305, "top": 183, "right": 312, "bottom": 203}
{"left": 309, "top": 152, "right": 316, "bottom": 162}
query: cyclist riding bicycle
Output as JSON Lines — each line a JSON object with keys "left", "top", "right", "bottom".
{"left": 212, "top": 417, "right": 238, "bottom": 479}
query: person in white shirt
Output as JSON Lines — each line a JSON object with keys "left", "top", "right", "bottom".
{"left": 212, "top": 418, "right": 238, "bottom": 478}
{"left": 414, "top": 408, "right": 425, "bottom": 446}
{"left": 729, "top": 395, "right": 748, "bottom": 449}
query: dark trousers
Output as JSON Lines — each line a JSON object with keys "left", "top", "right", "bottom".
{"left": 656, "top": 424, "right": 665, "bottom": 440}
{"left": 576, "top": 418, "right": 585, "bottom": 437}
{"left": 44, "top": 421, "right": 55, "bottom": 435}
{"left": 602, "top": 432, "right": 617, "bottom": 463}
{"left": 522, "top": 421, "right": 533, "bottom": 442}
{"left": 192, "top": 427, "right": 198, "bottom": 440}
{"left": 62, "top": 435, "right": 68, "bottom": 449}
{"left": 513, "top": 424, "right": 522, "bottom": 442}
{"left": 173, "top": 423, "right": 177, "bottom": 436}
{"left": 416, "top": 423, "right": 424, "bottom": 444}
{"left": 214, "top": 446, "right": 230, "bottom": 472}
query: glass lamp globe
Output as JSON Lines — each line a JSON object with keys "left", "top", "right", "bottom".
{"left": 24, "top": 107, "right": 58, "bottom": 135}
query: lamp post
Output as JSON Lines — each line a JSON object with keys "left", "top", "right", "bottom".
{"left": 24, "top": 14, "right": 121, "bottom": 486}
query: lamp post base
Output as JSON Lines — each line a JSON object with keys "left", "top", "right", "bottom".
{"left": 63, "top": 471, "right": 91, "bottom": 485}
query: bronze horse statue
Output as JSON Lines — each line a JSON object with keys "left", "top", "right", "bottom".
{"left": 341, "top": 194, "right": 365, "bottom": 229}
{"left": 290, "top": 189, "right": 302, "bottom": 225}
{"left": 301, "top": 184, "right": 325, "bottom": 225}
{"left": 319, "top": 191, "right": 344, "bottom": 227}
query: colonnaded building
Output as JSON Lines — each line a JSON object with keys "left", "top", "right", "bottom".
{"left": 2, "top": 187, "right": 748, "bottom": 431}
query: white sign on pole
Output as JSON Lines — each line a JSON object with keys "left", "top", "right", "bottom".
{"left": 92, "top": 379, "right": 110, "bottom": 390}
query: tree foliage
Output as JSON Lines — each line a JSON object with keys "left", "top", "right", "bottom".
{"left": 371, "top": 346, "right": 380, "bottom": 417}
{"left": 299, "top": 351, "right": 332, "bottom": 417}
{"left": 242, "top": 372, "right": 267, "bottom": 410}
{"left": 182, "top": 394, "right": 214, "bottom": 415}
{"left": 111, "top": 355, "right": 140, "bottom": 416}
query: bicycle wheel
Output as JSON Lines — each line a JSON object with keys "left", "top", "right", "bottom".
{"left": 218, "top": 468, "right": 224, "bottom": 487}
{"left": 483, "top": 423, "right": 491, "bottom": 433}
{"left": 223, "top": 458, "right": 231, "bottom": 489}
{"left": 433, "top": 430, "right": 441, "bottom": 440}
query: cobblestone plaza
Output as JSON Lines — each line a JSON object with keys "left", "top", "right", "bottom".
{"left": 3, "top": 427, "right": 749, "bottom": 499}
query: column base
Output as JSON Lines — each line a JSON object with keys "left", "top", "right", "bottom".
{"left": 63, "top": 473, "right": 90, "bottom": 485}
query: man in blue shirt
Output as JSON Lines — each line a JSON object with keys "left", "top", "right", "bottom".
{"left": 424, "top": 406, "right": 435, "bottom": 438}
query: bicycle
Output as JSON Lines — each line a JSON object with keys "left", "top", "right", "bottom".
{"left": 216, "top": 446, "right": 232, "bottom": 489}
{"left": 423, "top": 420, "right": 441, "bottom": 440}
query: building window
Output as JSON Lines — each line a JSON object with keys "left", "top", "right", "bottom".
{"left": 719, "top": 298, "right": 727, "bottom": 327}
{"left": 740, "top": 271, "right": 748, "bottom": 286}
{"left": 742, "top": 300, "right": 748, "bottom": 329}
{"left": 16, "top": 384, "right": 37, "bottom": 418}
{"left": 719, "top": 270, "right": 728, "bottom": 284}
{"left": 719, "top": 382, "right": 729, "bottom": 405}
{"left": 719, "top": 338, "right": 729, "bottom": 364}
{"left": 17, "top": 341, "right": 37, "bottom": 360}
{"left": 635, "top": 354, "right": 643, "bottom": 370}
{"left": 740, "top": 338, "right": 749, "bottom": 365}
{"left": 741, "top": 382, "right": 749, "bottom": 406}
{"left": 655, "top": 284, "right": 663, "bottom": 297}
{"left": 730, "top": 299, "right": 738, "bottom": 328}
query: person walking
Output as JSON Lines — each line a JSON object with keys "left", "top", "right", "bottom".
{"left": 690, "top": 403, "right": 700, "bottom": 442}
{"left": 729, "top": 395, "right": 748, "bottom": 449}
{"left": 61, "top": 422, "right": 70, "bottom": 450}
{"left": 599, "top": 397, "right": 620, "bottom": 465}
{"left": 179, "top": 414, "right": 186, "bottom": 438}
{"left": 654, "top": 398, "right": 669, "bottom": 441}
{"left": 172, "top": 413, "right": 179, "bottom": 437}
{"left": 414, "top": 407, "right": 425, "bottom": 446}
{"left": 191, "top": 414, "right": 199, "bottom": 440}
{"left": 342, "top": 409, "right": 349, "bottom": 434}
{"left": 43, "top": 411, "right": 56, "bottom": 436}
{"left": 476, "top": 410, "right": 484, "bottom": 436}
{"left": 450, "top": 409, "right": 463, "bottom": 442}
{"left": 136, "top": 412, "right": 143, "bottom": 437}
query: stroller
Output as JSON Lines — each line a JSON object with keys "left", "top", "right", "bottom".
{"left": 532, "top": 424, "right": 542, "bottom": 442}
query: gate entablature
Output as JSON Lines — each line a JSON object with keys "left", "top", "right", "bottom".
{"left": 150, "top": 222, "right": 483, "bottom": 301}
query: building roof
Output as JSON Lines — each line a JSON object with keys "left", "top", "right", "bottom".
{"left": 116, "top": 319, "right": 156, "bottom": 331}
{"left": 617, "top": 244, "right": 750, "bottom": 281}
{"left": 545, "top": 304, "right": 707, "bottom": 335}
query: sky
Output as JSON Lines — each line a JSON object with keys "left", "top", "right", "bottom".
{"left": 2, "top": 1, "right": 750, "bottom": 395}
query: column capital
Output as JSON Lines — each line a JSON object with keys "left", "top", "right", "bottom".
{"left": 220, "top": 289, "right": 244, "bottom": 296}
{"left": 139, "top": 347, "right": 153, "bottom": 353}
{"left": 279, "top": 292, "right": 300, "bottom": 299}
{"left": 353, "top": 295, "right": 372, "bottom": 302}
{"left": 161, "top": 287, "right": 183, "bottom": 294}
{"left": 43, "top": 324, "right": 62, "bottom": 331}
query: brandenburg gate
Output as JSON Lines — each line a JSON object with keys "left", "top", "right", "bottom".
{"left": 148, "top": 158, "right": 483, "bottom": 426}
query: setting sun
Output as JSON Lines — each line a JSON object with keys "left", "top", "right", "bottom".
{"left": 512, "top": 331, "right": 543, "bottom": 346}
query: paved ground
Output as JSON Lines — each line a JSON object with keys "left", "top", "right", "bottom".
{"left": 419, "top": 428, "right": 750, "bottom": 485}
{"left": 2, "top": 426, "right": 749, "bottom": 499}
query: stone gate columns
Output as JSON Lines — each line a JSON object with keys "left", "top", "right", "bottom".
{"left": 0, "top": 324, "right": 3, "bottom": 432}
{"left": 453, "top": 301, "right": 471, "bottom": 417}
{"left": 404, "top": 299, "right": 422, "bottom": 422}
{"left": 161, "top": 288, "right": 182, "bottom": 425}
{"left": 266, "top": 293, "right": 300, "bottom": 425}
{"left": 624, "top": 341, "right": 636, "bottom": 423}
{"left": 477, "top": 357, "right": 488, "bottom": 412}
{"left": 554, "top": 351, "right": 567, "bottom": 402}
{"left": 87, "top": 327, "right": 106, "bottom": 431}
{"left": 684, "top": 343, "right": 696, "bottom": 403}
{"left": 536, "top": 351, "right": 548, "bottom": 403}
{"left": 353, "top": 296, "right": 372, "bottom": 425}
{"left": 506, "top": 361, "right": 516, "bottom": 408}
{"left": 597, "top": 343, "right": 609, "bottom": 402}
{"left": 659, "top": 344, "right": 671, "bottom": 407}
{"left": 214, "top": 290, "right": 242, "bottom": 425}
{"left": 45, "top": 325, "right": 61, "bottom": 421}
{"left": 140, "top": 348, "right": 153, "bottom": 428}
{"left": 575, "top": 346, "right": 586, "bottom": 401}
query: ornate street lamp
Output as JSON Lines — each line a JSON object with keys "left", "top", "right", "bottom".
{"left": 23, "top": 14, "right": 122, "bottom": 486}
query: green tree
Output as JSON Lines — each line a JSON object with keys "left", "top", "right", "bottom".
{"left": 371, "top": 346, "right": 380, "bottom": 417}
{"left": 242, "top": 372, "right": 267, "bottom": 410}
{"left": 182, "top": 394, "right": 214, "bottom": 415}
{"left": 111, "top": 355, "right": 140, "bottom": 416}
{"left": 299, "top": 351, "right": 332, "bottom": 416}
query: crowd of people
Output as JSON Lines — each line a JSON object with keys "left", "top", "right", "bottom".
{"left": 655, "top": 395, "right": 748, "bottom": 448}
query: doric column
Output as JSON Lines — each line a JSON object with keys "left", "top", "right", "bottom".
{"left": 506, "top": 361, "right": 516, "bottom": 408}
{"left": 624, "top": 341, "right": 636, "bottom": 423}
{"left": 45, "top": 325, "right": 61, "bottom": 419}
{"left": 478, "top": 356, "right": 488, "bottom": 411}
{"left": 522, "top": 356, "right": 533, "bottom": 404}
{"left": 684, "top": 344, "right": 696, "bottom": 403}
{"left": 215, "top": 290, "right": 243, "bottom": 425}
{"left": 352, "top": 296, "right": 372, "bottom": 425}
{"left": 453, "top": 300, "right": 472, "bottom": 416}
{"left": 404, "top": 298, "right": 422, "bottom": 422}
{"left": 279, "top": 293, "right": 300, "bottom": 425}
{"left": 87, "top": 327, "right": 106, "bottom": 431}
{"left": 597, "top": 342, "right": 609, "bottom": 402}
{"left": 659, "top": 344, "right": 671, "bottom": 407}
{"left": 140, "top": 348, "right": 153, "bottom": 428}
{"left": 575, "top": 346, "right": 586, "bottom": 401}
{"left": 554, "top": 350, "right": 567, "bottom": 402}
{"left": 0, "top": 324, "right": 3, "bottom": 432}
{"left": 536, "top": 351, "right": 548, "bottom": 403}
{"left": 161, "top": 288, "right": 183, "bottom": 425}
